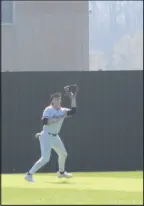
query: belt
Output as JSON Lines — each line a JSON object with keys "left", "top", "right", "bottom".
{"left": 48, "top": 133, "right": 58, "bottom": 136}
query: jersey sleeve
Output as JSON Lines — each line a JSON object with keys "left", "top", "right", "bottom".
{"left": 61, "top": 107, "right": 70, "bottom": 117}
{"left": 62, "top": 107, "right": 71, "bottom": 112}
{"left": 42, "top": 107, "right": 51, "bottom": 119}
{"left": 62, "top": 107, "right": 76, "bottom": 117}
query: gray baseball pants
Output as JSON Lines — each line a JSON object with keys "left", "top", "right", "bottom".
{"left": 29, "top": 132, "right": 67, "bottom": 174}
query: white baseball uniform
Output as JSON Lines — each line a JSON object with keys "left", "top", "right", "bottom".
{"left": 29, "top": 105, "right": 70, "bottom": 174}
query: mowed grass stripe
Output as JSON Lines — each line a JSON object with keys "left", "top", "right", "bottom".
{"left": 2, "top": 172, "right": 143, "bottom": 205}
{"left": 2, "top": 188, "right": 143, "bottom": 205}
{"left": 2, "top": 171, "right": 143, "bottom": 178}
{"left": 2, "top": 175, "right": 143, "bottom": 192}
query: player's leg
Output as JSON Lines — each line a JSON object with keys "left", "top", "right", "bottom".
{"left": 25, "top": 132, "right": 52, "bottom": 182}
{"left": 52, "top": 135, "right": 72, "bottom": 178}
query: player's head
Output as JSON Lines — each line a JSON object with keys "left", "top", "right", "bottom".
{"left": 50, "top": 92, "right": 62, "bottom": 108}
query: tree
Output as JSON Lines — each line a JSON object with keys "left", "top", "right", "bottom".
{"left": 111, "top": 31, "right": 143, "bottom": 70}
{"left": 89, "top": 1, "right": 143, "bottom": 52}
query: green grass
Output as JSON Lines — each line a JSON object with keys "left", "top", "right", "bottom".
{"left": 2, "top": 171, "right": 143, "bottom": 205}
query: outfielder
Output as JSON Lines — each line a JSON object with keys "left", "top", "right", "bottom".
{"left": 25, "top": 85, "right": 78, "bottom": 182}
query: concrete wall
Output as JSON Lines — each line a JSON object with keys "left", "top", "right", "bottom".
{"left": 2, "top": 1, "right": 89, "bottom": 71}
{"left": 2, "top": 71, "right": 143, "bottom": 173}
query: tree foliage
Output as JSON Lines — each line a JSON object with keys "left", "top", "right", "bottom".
{"left": 111, "top": 31, "right": 143, "bottom": 70}
{"left": 89, "top": 1, "right": 143, "bottom": 70}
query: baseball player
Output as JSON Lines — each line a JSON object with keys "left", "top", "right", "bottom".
{"left": 24, "top": 85, "right": 78, "bottom": 182}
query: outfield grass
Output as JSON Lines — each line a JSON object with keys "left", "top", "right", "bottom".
{"left": 2, "top": 171, "right": 143, "bottom": 205}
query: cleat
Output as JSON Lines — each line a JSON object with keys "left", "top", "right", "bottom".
{"left": 24, "top": 173, "right": 35, "bottom": 182}
{"left": 57, "top": 171, "right": 72, "bottom": 178}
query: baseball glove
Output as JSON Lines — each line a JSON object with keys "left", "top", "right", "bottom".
{"left": 64, "top": 84, "right": 79, "bottom": 97}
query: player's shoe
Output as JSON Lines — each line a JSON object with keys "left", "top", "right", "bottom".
{"left": 57, "top": 171, "right": 72, "bottom": 178}
{"left": 24, "top": 173, "right": 35, "bottom": 182}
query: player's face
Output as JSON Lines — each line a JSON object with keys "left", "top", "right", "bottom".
{"left": 52, "top": 97, "right": 61, "bottom": 108}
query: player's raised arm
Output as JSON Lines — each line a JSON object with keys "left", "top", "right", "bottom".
{"left": 64, "top": 84, "right": 79, "bottom": 117}
{"left": 66, "top": 95, "right": 77, "bottom": 117}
